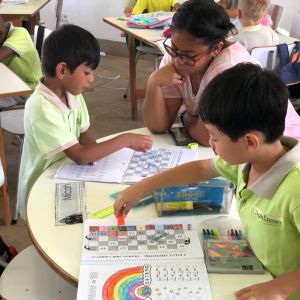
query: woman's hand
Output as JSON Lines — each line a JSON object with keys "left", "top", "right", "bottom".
{"left": 150, "top": 63, "right": 184, "bottom": 87}
{"left": 125, "top": 133, "right": 153, "bottom": 152}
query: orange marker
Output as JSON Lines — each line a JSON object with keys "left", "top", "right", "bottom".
{"left": 117, "top": 214, "right": 125, "bottom": 226}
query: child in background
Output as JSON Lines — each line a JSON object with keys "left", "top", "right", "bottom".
{"left": 232, "top": 0, "right": 279, "bottom": 52}
{"left": 126, "top": 0, "right": 181, "bottom": 16}
{"left": 16, "top": 24, "right": 153, "bottom": 219}
{"left": 115, "top": 63, "right": 300, "bottom": 300}
{"left": 0, "top": 16, "right": 42, "bottom": 107}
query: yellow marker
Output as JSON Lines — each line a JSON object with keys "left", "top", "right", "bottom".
{"left": 156, "top": 201, "right": 193, "bottom": 211}
{"left": 214, "top": 229, "right": 221, "bottom": 240}
{"left": 90, "top": 205, "right": 114, "bottom": 219}
{"left": 188, "top": 142, "right": 199, "bottom": 150}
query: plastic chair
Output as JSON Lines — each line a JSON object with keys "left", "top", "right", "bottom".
{"left": 250, "top": 44, "right": 295, "bottom": 71}
{"left": 268, "top": 3, "right": 284, "bottom": 31}
{"left": 33, "top": 25, "right": 52, "bottom": 58}
{"left": 290, "top": 13, "right": 300, "bottom": 40}
{"left": 0, "top": 245, "right": 77, "bottom": 300}
{"left": 0, "top": 109, "right": 25, "bottom": 224}
{"left": 0, "top": 152, "right": 10, "bottom": 225}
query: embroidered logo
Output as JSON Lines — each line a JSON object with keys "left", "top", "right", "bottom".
{"left": 254, "top": 208, "right": 283, "bottom": 225}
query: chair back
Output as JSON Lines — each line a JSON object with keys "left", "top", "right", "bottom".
{"left": 33, "top": 25, "right": 52, "bottom": 58}
{"left": 0, "top": 159, "right": 4, "bottom": 188}
{"left": 268, "top": 4, "right": 284, "bottom": 31}
{"left": 250, "top": 44, "right": 295, "bottom": 71}
{"left": 290, "top": 13, "right": 300, "bottom": 39}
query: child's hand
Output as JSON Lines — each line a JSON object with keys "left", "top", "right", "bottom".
{"left": 124, "top": 7, "right": 133, "bottom": 17}
{"left": 235, "top": 281, "right": 286, "bottom": 300}
{"left": 151, "top": 63, "right": 184, "bottom": 87}
{"left": 126, "top": 133, "right": 153, "bottom": 152}
{"left": 114, "top": 185, "right": 144, "bottom": 217}
{"left": 172, "top": 3, "right": 181, "bottom": 12}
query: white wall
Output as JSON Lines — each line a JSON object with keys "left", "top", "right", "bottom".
{"left": 40, "top": 0, "right": 300, "bottom": 42}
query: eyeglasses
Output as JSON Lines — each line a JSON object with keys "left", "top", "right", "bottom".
{"left": 163, "top": 39, "right": 210, "bottom": 66}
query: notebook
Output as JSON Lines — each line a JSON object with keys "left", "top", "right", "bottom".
{"left": 76, "top": 218, "right": 212, "bottom": 300}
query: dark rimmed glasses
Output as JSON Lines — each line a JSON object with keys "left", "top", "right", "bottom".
{"left": 163, "top": 38, "right": 210, "bottom": 66}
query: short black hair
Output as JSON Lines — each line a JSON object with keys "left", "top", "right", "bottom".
{"left": 172, "top": 0, "right": 236, "bottom": 46}
{"left": 42, "top": 24, "right": 100, "bottom": 77}
{"left": 199, "top": 63, "right": 289, "bottom": 143}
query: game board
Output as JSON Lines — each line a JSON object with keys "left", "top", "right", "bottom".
{"left": 55, "top": 147, "right": 197, "bottom": 184}
{"left": 77, "top": 219, "right": 212, "bottom": 300}
{"left": 84, "top": 224, "right": 188, "bottom": 252}
{"left": 122, "top": 147, "right": 193, "bottom": 183}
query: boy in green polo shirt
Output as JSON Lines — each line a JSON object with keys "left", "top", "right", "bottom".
{"left": 17, "top": 24, "right": 153, "bottom": 219}
{"left": 0, "top": 16, "right": 42, "bottom": 107}
{"left": 114, "top": 63, "right": 300, "bottom": 299}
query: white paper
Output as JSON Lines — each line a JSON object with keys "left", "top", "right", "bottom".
{"left": 55, "top": 147, "right": 198, "bottom": 184}
{"left": 77, "top": 218, "right": 212, "bottom": 300}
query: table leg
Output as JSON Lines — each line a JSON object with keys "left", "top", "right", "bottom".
{"left": 0, "top": 126, "right": 11, "bottom": 226}
{"left": 2, "top": 16, "right": 23, "bottom": 27}
{"left": 128, "top": 34, "right": 137, "bottom": 120}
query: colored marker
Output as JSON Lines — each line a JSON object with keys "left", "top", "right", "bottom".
{"left": 227, "top": 230, "right": 232, "bottom": 240}
{"left": 210, "top": 229, "right": 216, "bottom": 239}
{"left": 202, "top": 228, "right": 207, "bottom": 240}
{"left": 231, "top": 229, "right": 235, "bottom": 240}
{"left": 238, "top": 230, "right": 244, "bottom": 239}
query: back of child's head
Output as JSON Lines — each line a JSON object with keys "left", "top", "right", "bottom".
{"left": 199, "top": 63, "right": 289, "bottom": 143}
{"left": 42, "top": 24, "right": 100, "bottom": 77}
{"left": 238, "top": 0, "right": 270, "bottom": 23}
{"left": 172, "top": 0, "right": 236, "bottom": 46}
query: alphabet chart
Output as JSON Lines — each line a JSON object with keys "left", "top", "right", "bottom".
{"left": 77, "top": 219, "right": 212, "bottom": 300}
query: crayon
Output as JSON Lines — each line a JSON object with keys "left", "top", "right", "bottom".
{"left": 214, "top": 229, "right": 221, "bottom": 240}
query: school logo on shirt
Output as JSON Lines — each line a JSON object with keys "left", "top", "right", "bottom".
{"left": 254, "top": 208, "right": 283, "bottom": 225}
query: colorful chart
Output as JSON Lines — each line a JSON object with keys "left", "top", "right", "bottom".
{"left": 102, "top": 266, "right": 152, "bottom": 300}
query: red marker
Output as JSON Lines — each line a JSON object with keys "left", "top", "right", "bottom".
{"left": 117, "top": 214, "right": 125, "bottom": 226}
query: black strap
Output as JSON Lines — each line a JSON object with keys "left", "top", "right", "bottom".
{"left": 294, "top": 41, "right": 300, "bottom": 52}
{"left": 277, "top": 43, "right": 290, "bottom": 67}
{"left": 36, "top": 25, "right": 45, "bottom": 58}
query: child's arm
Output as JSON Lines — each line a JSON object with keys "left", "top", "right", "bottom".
{"left": 64, "top": 131, "right": 153, "bottom": 164}
{"left": 0, "top": 46, "right": 14, "bottom": 62}
{"left": 235, "top": 268, "right": 300, "bottom": 300}
{"left": 114, "top": 158, "right": 216, "bottom": 217}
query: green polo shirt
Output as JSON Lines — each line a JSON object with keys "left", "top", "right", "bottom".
{"left": 212, "top": 137, "right": 300, "bottom": 300}
{"left": 17, "top": 81, "right": 90, "bottom": 219}
{"left": 3, "top": 23, "right": 42, "bottom": 90}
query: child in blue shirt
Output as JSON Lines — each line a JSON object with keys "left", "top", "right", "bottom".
{"left": 115, "top": 63, "right": 300, "bottom": 300}
{"left": 17, "top": 24, "right": 152, "bottom": 218}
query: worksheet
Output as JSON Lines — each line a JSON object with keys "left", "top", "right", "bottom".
{"left": 77, "top": 219, "right": 212, "bottom": 300}
{"left": 55, "top": 147, "right": 198, "bottom": 184}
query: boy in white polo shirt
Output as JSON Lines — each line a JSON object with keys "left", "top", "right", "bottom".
{"left": 17, "top": 24, "right": 153, "bottom": 219}
{"left": 233, "top": 0, "right": 279, "bottom": 52}
{"left": 114, "top": 63, "right": 300, "bottom": 300}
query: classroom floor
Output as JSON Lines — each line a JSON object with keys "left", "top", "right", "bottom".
{"left": 0, "top": 53, "right": 154, "bottom": 252}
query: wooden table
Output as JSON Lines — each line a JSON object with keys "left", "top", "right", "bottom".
{"left": 103, "top": 17, "right": 165, "bottom": 120}
{"left": 26, "top": 128, "right": 272, "bottom": 298}
{"left": 0, "top": 0, "right": 51, "bottom": 33}
{"left": 0, "top": 63, "right": 32, "bottom": 225}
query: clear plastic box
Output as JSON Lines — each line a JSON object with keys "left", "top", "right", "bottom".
{"left": 153, "top": 178, "right": 235, "bottom": 216}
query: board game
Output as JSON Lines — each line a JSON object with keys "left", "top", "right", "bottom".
{"left": 77, "top": 219, "right": 212, "bottom": 300}
{"left": 55, "top": 147, "right": 197, "bottom": 184}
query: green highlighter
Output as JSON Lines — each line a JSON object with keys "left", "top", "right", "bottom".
{"left": 90, "top": 205, "right": 114, "bottom": 219}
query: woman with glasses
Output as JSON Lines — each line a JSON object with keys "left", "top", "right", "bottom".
{"left": 142, "top": 0, "right": 257, "bottom": 146}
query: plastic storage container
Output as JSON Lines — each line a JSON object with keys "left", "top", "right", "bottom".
{"left": 153, "top": 178, "right": 235, "bottom": 216}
